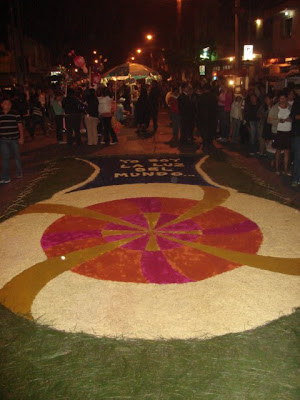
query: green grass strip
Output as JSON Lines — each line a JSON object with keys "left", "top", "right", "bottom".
{"left": 0, "top": 305, "right": 299, "bottom": 400}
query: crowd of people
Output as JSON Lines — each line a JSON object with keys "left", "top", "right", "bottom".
{"left": 0, "top": 77, "right": 300, "bottom": 187}
{"left": 162, "top": 79, "right": 300, "bottom": 186}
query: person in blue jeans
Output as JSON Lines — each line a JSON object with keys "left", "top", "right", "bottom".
{"left": 0, "top": 99, "right": 24, "bottom": 184}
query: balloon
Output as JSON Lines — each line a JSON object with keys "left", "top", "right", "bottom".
{"left": 92, "top": 75, "right": 100, "bottom": 84}
{"left": 82, "top": 65, "right": 88, "bottom": 74}
{"left": 74, "top": 56, "right": 85, "bottom": 68}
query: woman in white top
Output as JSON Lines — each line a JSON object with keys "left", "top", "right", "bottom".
{"left": 268, "top": 92, "right": 292, "bottom": 175}
{"left": 97, "top": 87, "right": 118, "bottom": 145}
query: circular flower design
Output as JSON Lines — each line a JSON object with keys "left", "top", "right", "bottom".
{"left": 41, "top": 197, "right": 263, "bottom": 284}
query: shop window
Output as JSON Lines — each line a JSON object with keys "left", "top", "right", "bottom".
{"left": 281, "top": 18, "right": 293, "bottom": 38}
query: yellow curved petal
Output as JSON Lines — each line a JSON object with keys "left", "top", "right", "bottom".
{"left": 159, "top": 233, "right": 300, "bottom": 276}
{"left": 0, "top": 235, "right": 143, "bottom": 318}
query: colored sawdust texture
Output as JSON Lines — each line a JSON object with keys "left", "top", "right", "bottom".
{"left": 1, "top": 170, "right": 299, "bottom": 340}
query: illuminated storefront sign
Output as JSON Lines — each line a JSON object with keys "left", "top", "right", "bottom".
{"left": 200, "top": 47, "right": 210, "bottom": 60}
{"left": 199, "top": 65, "right": 205, "bottom": 76}
{"left": 243, "top": 45, "right": 254, "bottom": 61}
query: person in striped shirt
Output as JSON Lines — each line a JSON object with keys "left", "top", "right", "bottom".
{"left": 0, "top": 99, "right": 24, "bottom": 184}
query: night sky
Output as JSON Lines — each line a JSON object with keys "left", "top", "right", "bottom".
{"left": 2, "top": 0, "right": 179, "bottom": 67}
{"left": 1, "top": 0, "right": 281, "bottom": 68}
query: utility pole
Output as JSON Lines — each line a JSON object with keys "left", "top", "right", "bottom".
{"left": 176, "top": 0, "right": 182, "bottom": 46}
{"left": 9, "top": 0, "right": 19, "bottom": 83}
{"left": 16, "top": 0, "right": 26, "bottom": 84}
{"left": 234, "top": 0, "right": 240, "bottom": 73}
{"left": 9, "top": 0, "right": 26, "bottom": 84}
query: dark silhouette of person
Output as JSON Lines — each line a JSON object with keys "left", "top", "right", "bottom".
{"left": 62, "top": 88, "right": 82, "bottom": 146}
{"left": 178, "top": 82, "right": 195, "bottom": 145}
{"left": 196, "top": 84, "right": 218, "bottom": 152}
{"left": 148, "top": 81, "right": 160, "bottom": 133}
{"left": 135, "top": 86, "right": 150, "bottom": 134}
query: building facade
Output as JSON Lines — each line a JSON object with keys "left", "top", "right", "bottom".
{"left": 194, "top": 0, "right": 299, "bottom": 89}
{"left": 0, "top": 35, "right": 51, "bottom": 86}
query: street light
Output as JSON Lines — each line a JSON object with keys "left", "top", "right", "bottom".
{"left": 94, "top": 59, "right": 99, "bottom": 64}
{"left": 146, "top": 34, "right": 153, "bottom": 41}
{"left": 131, "top": 56, "right": 135, "bottom": 61}
{"left": 136, "top": 48, "right": 142, "bottom": 54}
{"left": 93, "top": 50, "right": 97, "bottom": 55}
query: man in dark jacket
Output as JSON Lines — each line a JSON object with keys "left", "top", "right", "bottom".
{"left": 196, "top": 84, "right": 218, "bottom": 152}
{"left": 244, "top": 94, "right": 261, "bottom": 155}
{"left": 135, "top": 86, "right": 150, "bottom": 134}
{"left": 178, "top": 82, "right": 195, "bottom": 145}
{"left": 148, "top": 81, "right": 160, "bottom": 133}
{"left": 62, "top": 88, "right": 82, "bottom": 146}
